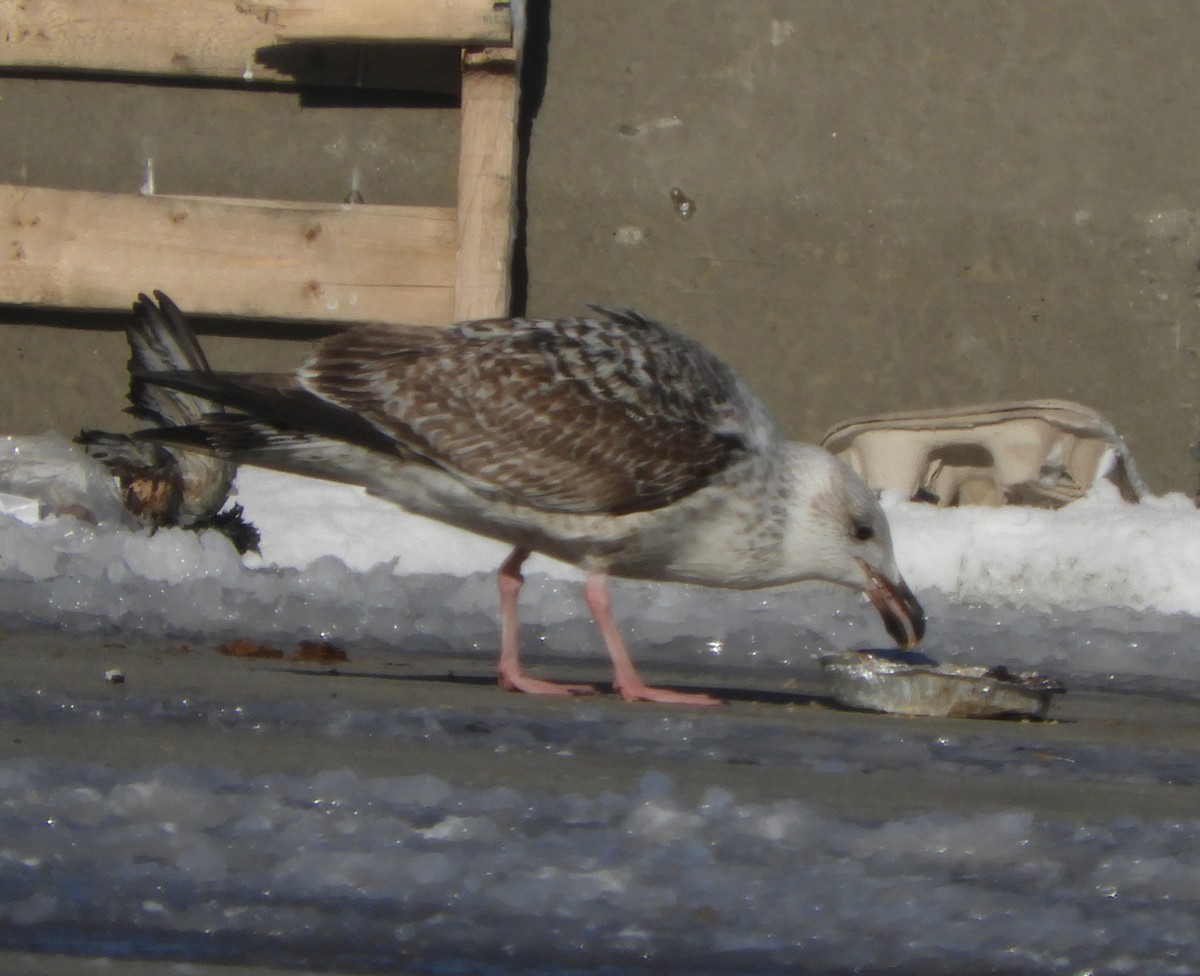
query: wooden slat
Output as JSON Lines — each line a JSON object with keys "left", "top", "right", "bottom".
{"left": 274, "top": 0, "right": 512, "bottom": 44}
{"left": 0, "top": 0, "right": 511, "bottom": 84}
{"left": 453, "top": 49, "right": 519, "bottom": 321}
{"left": 1, "top": 184, "right": 457, "bottom": 324}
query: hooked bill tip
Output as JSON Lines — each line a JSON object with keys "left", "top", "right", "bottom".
{"left": 857, "top": 558, "right": 925, "bottom": 649}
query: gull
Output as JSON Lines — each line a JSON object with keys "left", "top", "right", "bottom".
{"left": 136, "top": 293, "right": 924, "bottom": 705}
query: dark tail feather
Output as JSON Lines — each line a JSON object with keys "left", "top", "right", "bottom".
{"left": 133, "top": 370, "right": 314, "bottom": 422}
{"left": 125, "top": 292, "right": 220, "bottom": 428}
{"left": 136, "top": 370, "right": 398, "bottom": 456}
{"left": 137, "top": 419, "right": 297, "bottom": 463}
{"left": 128, "top": 291, "right": 212, "bottom": 375}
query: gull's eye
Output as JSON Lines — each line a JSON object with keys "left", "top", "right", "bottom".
{"left": 851, "top": 523, "right": 875, "bottom": 542}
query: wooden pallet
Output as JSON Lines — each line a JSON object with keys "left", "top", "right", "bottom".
{"left": 0, "top": 0, "right": 521, "bottom": 324}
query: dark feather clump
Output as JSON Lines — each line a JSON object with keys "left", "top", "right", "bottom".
{"left": 77, "top": 292, "right": 260, "bottom": 554}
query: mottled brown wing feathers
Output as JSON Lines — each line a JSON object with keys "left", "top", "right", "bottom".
{"left": 303, "top": 313, "right": 752, "bottom": 514}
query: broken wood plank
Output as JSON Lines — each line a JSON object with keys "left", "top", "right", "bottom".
{"left": 1, "top": 184, "right": 457, "bottom": 324}
{"left": 453, "top": 48, "right": 519, "bottom": 321}
{"left": 0, "top": 0, "right": 511, "bottom": 85}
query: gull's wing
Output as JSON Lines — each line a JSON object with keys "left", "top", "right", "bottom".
{"left": 299, "top": 307, "right": 760, "bottom": 514}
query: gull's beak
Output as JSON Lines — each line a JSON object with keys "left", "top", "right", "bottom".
{"left": 855, "top": 557, "right": 926, "bottom": 649}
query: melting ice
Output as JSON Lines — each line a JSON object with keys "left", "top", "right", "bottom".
{"left": 1, "top": 434, "right": 1199, "bottom": 974}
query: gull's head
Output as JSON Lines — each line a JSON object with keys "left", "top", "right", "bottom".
{"left": 780, "top": 444, "right": 925, "bottom": 648}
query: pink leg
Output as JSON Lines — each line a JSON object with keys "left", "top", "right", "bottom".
{"left": 496, "top": 547, "right": 596, "bottom": 697}
{"left": 584, "top": 572, "right": 723, "bottom": 706}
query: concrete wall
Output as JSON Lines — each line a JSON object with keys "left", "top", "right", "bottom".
{"left": 3, "top": 1, "right": 1198, "bottom": 493}
{"left": 523, "top": 1, "right": 1200, "bottom": 494}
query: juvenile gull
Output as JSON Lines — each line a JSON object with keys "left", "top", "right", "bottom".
{"left": 138, "top": 294, "right": 924, "bottom": 705}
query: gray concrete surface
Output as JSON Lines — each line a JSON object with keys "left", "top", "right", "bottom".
{"left": 5, "top": 627, "right": 1200, "bottom": 974}
{"left": 5, "top": 629, "right": 1200, "bottom": 834}
{"left": 2, "top": 1, "right": 1199, "bottom": 493}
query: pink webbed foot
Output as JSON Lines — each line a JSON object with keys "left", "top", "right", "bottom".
{"left": 496, "top": 547, "right": 596, "bottom": 698}
{"left": 496, "top": 553, "right": 724, "bottom": 705}
{"left": 498, "top": 669, "right": 597, "bottom": 697}
{"left": 614, "top": 681, "right": 724, "bottom": 706}
{"left": 585, "top": 572, "right": 725, "bottom": 707}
